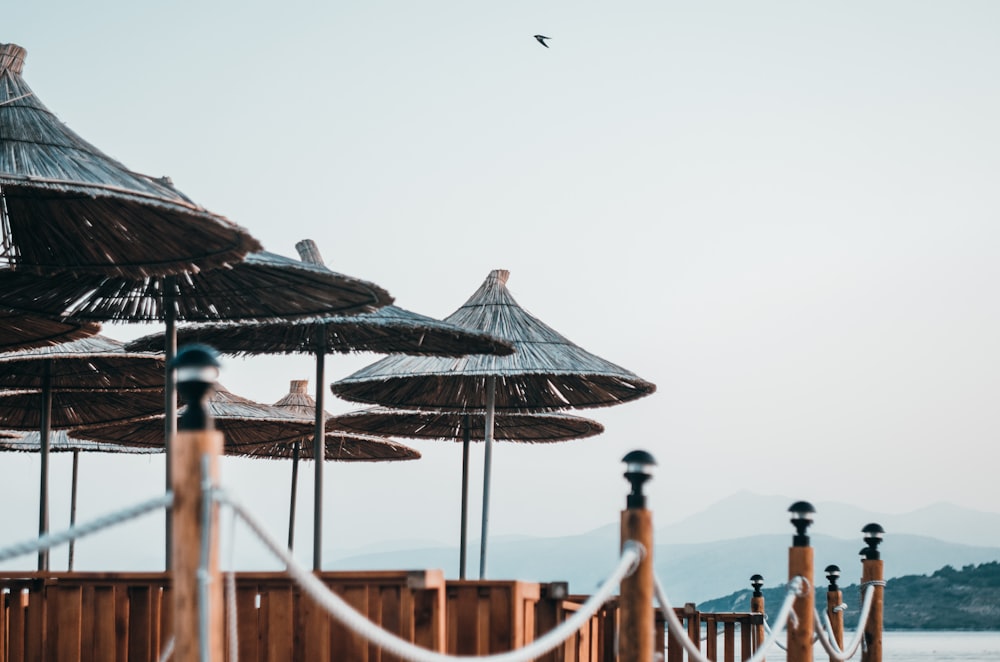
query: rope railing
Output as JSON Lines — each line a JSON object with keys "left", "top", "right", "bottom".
{"left": 654, "top": 572, "right": 805, "bottom": 662}
{"left": 814, "top": 581, "right": 878, "bottom": 660}
{"left": 0, "top": 492, "right": 174, "bottom": 564}
{"left": 217, "top": 488, "right": 644, "bottom": 662}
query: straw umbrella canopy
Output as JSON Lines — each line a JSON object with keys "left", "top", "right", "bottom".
{"left": 268, "top": 380, "right": 421, "bottom": 550}
{"left": 332, "top": 269, "right": 656, "bottom": 577}
{"left": 72, "top": 384, "right": 321, "bottom": 453}
{"left": 330, "top": 406, "right": 604, "bottom": 577}
{"left": 0, "top": 430, "right": 161, "bottom": 570}
{"left": 0, "top": 43, "right": 261, "bottom": 277}
{"left": 0, "top": 308, "right": 100, "bottom": 351}
{"left": 125, "top": 241, "right": 513, "bottom": 570}
{"left": 0, "top": 334, "right": 164, "bottom": 569}
{"left": 0, "top": 241, "right": 393, "bottom": 565}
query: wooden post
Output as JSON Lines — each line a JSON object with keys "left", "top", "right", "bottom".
{"left": 824, "top": 565, "right": 844, "bottom": 659}
{"left": 860, "top": 524, "right": 885, "bottom": 662}
{"left": 171, "top": 345, "right": 224, "bottom": 662}
{"left": 750, "top": 575, "right": 765, "bottom": 660}
{"left": 787, "top": 502, "right": 815, "bottom": 662}
{"left": 620, "top": 451, "right": 656, "bottom": 662}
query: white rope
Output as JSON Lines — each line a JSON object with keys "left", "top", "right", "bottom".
{"left": 654, "top": 573, "right": 804, "bottom": 662}
{"left": 815, "top": 583, "right": 877, "bottom": 660}
{"left": 219, "top": 489, "right": 642, "bottom": 662}
{"left": 0, "top": 492, "right": 174, "bottom": 562}
{"left": 157, "top": 636, "right": 175, "bottom": 662}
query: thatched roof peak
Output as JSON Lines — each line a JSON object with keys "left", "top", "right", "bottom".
{"left": 0, "top": 44, "right": 27, "bottom": 75}
{"left": 489, "top": 269, "right": 510, "bottom": 286}
{"left": 289, "top": 379, "right": 309, "bottom": 395}
{"left": 295, "top": 239, "right": 325, "bottom": 266}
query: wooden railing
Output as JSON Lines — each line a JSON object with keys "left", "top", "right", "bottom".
{"left": 1, "top": 572, "right": 759, "bottom": 662}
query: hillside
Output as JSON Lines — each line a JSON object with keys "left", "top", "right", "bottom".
{"left": 698, "top": 561, "right": 1000, "bottom": 630}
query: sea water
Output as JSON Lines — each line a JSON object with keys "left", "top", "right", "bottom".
{"left": 741, "top": 631, "right": 1000, "bottom": 661}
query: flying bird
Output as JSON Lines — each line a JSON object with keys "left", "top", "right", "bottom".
{"left": 534, "top": 35, "right": 551, "bottom": 48}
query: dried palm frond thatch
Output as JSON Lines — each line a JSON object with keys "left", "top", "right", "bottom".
{"left": 0, "top": 334, "right": 164, "bottom": 391}
{"left": 0, "top": 43, "right": 260, "bottom": 277}
{"left": 73, "top": 384, "right": 317, "bottom": 453}
{"left": 0, "top": 247, "right": 393, "bottom": 323}
{"left": 0, "top": 389, "right": 163, "bottom": 430}
{"left": 330, "top": 406, "right": 605, "bottom": 443}
{"left": 332, "top": 269, "right": 655, "bottom": 411}
{"left": 0, "top": 308, "right": 99, "bottom": 351}
{"left": 0, "top": 429, "right": 162, "bottom": 454}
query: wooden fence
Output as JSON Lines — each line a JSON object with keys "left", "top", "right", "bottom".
{"left": 1, "top": 572, "right": 759, "bottom": 662}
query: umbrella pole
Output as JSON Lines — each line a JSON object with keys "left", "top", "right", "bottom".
{"left": 313, "top": 338, "right": 327, "bottom": 571}
{"left": 38, "top": 360, "right": 52, "bottom": 571}
{"left": 479, "top": 375, "right": 496, "bottom": 579}
{"left": 288, "top": 441, "right": 300, "bottom": 550}
{"left": 68, "top": 449, "right": 79, "bottom": 571}
{"left": 459, "top": 414, "right": 471, "bottom": 580}
{"left": 164, "top": 280, "right": 177, "bottom": 569}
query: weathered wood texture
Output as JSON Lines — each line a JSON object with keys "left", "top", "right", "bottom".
{"left": 0, "top": 572, "right": 759, "bottom": 662}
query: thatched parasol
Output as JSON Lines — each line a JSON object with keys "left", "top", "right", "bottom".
{"left": 0, "top": 308, "right": 100, "bottom": 351}
{"left": 125, "top": 240, "right": 512, "bottom": 570}
{"left": 268, "top": 380, "right": 421, "bottom": 549}
{"left": 72, "top": 384, "right": 320, "bottom": 452}
{"left": 0, "top": 240, "right": 394, "bottom": 566}
{"left": 0, "top": 43, "right": 260, "bottom": 277}
{"left": 330, "top": 406, "right": 604, "bottom": 577}
{"left": 332, "top": 269, "right": 656, "bottom": 577}
{"left": 0, "top": 430, "right": 161, "bottom": 570}
{"left": 0, "top": 334, "right": 164, "bottom": 569}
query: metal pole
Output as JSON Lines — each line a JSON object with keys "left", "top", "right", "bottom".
{"left": 312, "top": 338, "right": 326, "bottom": 571}
{"left": 288, "top": 441, "right": 300, "bottom": 550}
{"left": 165, "top": 280, "right": 177, "bottom": 569}
{"left": 620, "top": 450, "right": 656, "bottom": 662}
{"left": 37, "top": 359, "right": 51, "bottom": 571}
{"left": 459, "top": 414, "right": 470, "bottom": 580}
{"left": 68, "top": 449, "right": 79, "bottom": 571}
{"left": 478, "top": 375, "right": 496, "bottom": 579}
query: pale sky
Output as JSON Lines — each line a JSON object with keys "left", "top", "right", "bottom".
{"left": 3, "top": 1, "right": 999, "bottom": 572}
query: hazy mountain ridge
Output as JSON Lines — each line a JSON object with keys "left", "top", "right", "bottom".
{"left": 329, "top": 493, "right": 1000, "bottom": 602}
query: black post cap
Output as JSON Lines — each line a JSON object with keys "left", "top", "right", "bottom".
{"left": 172, "top": 344, "right": 220, "bottom": 431}
{"left": 750, "top": 574, "right": 764, "bottom": 597}
{"left": 861, "top": 523, "right": 885, "bottom": 560}
{"left": 788, "top": 501, "right": 816, "bottom": 547}
{"left": 825, "top": 564, "right": 841, "bottom": 590}
{"left": 622, "top": 450, "right": 656, "bottom": 509}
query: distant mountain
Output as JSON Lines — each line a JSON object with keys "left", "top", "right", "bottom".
{"left": 657, "top": 491, "right": 1000, "bottom": 548}
{"left": 328, "top": 494, "right": 1000, "bottom": 603}
{"left": 699, "top": 561, "right": 1000, "bottom": 630}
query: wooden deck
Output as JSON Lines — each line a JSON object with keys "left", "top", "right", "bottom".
{"left": 1, "top": 571, "right": 761, "bottom": 661}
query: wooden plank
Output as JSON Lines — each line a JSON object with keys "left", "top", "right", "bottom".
{"left": 329, "top": 586, "right": 367, "bottom": 661}
{"left": 235, "top": 587, "right": 260, "bottom": 662}
{"left": 299, "top": 588, "right": 329, "bottom": 662}
{"left": 379, "top": 586, "right": 402, "bottom": 662}
{"left": 488, "top": 586, "right": 512, "bottom": 653}
{"left": 740, "top": 617, "right": 752, "bottom": 661}
{"left": 264, "top": 588, "right": 293, "bottom": 662}
{"left": 705, "top": 616, "right": 718, "bottom": 661}
{"left": 25, "top": 582, "right": 44, "bottom": 662}
{"left": 128, "top": 586, "right": 153, "bottom": 662}
{"left": 91, "top": 587, "right": 117, "bottom": 662}
{"left": 666, "top": 611, "right": 683, "bottom": 662}
{"left": 114, "top": 584, "right": 129, "bottom": 662}
{"left": 54, "top": 586, "right": 82, "bottom": 662}
{"left": 7, "top": 588, "right": 26, "bottom": 662}
{"left": 159, "top": 587, "right": 173, "bottom": 662}
{"left": 447, "top": 586, "right": 479, "bottom": 655}
{"left": 0, "top": 587, "right": 8, "bottom": 662}
{"left": 724, "top": 621, "right": 735, "bottom": 662}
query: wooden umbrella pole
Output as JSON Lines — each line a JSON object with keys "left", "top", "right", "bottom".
{"left": 37, "top": 359, "right": 52, "bottom": 571}
{"left": 478, "top": 375, "right": 496, "bottom": 579}
{"left": 288, "top": 440, "right": 300, "bottom": 550}
{"left": 313, "top": 337, "right": 327, "bottom": 571}
{"left": 620, "top": 451, "right": 655, "bottom": 662}
{"left": 459, "top": 414, "right": 470, "bottom": 579}
{"left": 68, "top": 449, "right": 79, "bottom": 571}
